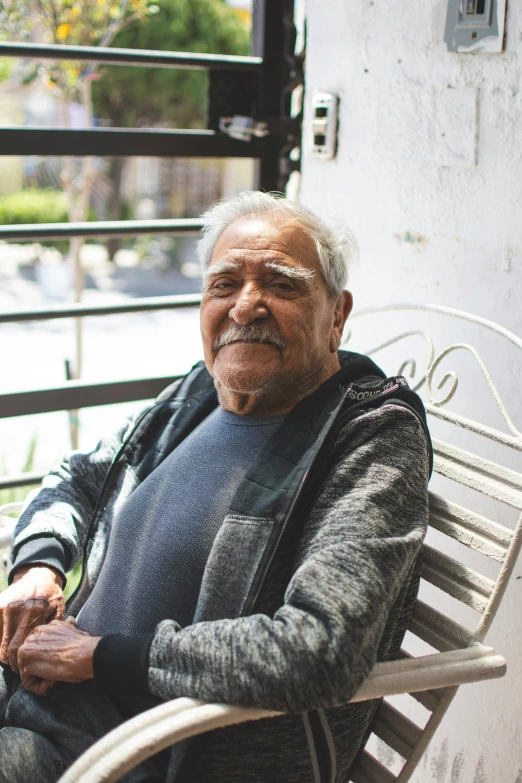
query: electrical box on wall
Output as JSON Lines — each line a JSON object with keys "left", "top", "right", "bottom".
{"left": 444, "top": 0, "right": 506, "bottom": 53}
{"left": 310, "top": 91, "right": 338, "bottom": 160}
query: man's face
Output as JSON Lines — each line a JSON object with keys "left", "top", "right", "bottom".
{"left": 200, "top": 213, "right": 351, "bottom": 413}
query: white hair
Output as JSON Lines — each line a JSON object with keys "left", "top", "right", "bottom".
{"left": 196, "top": 191, "right": 358, "bottom": 298}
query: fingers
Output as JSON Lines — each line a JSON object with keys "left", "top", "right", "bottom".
{"left": 0, "top": 604, "right": 66, "bottom": 674}
{"left": 18, "top": 622, "right": 99, "bottom": 686}
{"left": 32, "top": 678, "right": 55, "bottom": 697}
{"left": 0, "top": 570, "right": 66, "bottom": 672}
{"left": 37, "top": 679, "right": 55, "bottom": 696}
{"left": 20, "top": 671, "right": 55, "bottom": 697}
{"left": 7, "top": 602, "right": 47, "bottom": 673}
{"left": 1, "top": 601, "right": 45, "bottom": 670}
{"left": 0, "top": 605, "right": 16, "bottom": 665}
{"left": 65, "top": 616, "right": 77, "bottom": 627}
{"left": 54, "top": 600, "right": 66, "bottom": 621}
{"left": 0, "top": 600, "right": 61, "bottom": 672}
{"left": 17, "top": 632, "right": 50, "bottom": 686}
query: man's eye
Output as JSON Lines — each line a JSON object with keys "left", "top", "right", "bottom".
{"left": 210, "top": 280, "right": 234, "bottom": 291}
{"left": 271, "top": 281, "right": 295, "bottom": 291}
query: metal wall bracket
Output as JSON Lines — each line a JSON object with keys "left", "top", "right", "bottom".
{"left": 218, "top": 116, "right": 269, "bottom": 142}
{"left": 444, "top": 0, "right": 506, "bottom": 53}
{"left": 207, "top": 69, "right": 261, "bottom": 132}
{"left": 218, "top": 115, "right": 301, "bottom": 143}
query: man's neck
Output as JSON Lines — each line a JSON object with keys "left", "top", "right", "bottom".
{"left": 215, "top": 355, "right": 342, "bottom": 417}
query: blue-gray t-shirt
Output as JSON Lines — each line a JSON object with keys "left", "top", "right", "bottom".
{"left": 77, "top": 407, "right": 284, "bottom": 636}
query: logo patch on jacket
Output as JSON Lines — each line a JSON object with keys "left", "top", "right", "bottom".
{"left": 346, "top": 375, "right": 408, "bottom": 402}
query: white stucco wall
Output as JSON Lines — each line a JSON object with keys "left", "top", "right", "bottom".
{"left": 300, "top": 1, "right": 522, "bottom": 782}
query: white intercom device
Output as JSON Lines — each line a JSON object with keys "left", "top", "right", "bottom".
{"left": 310, "top": 91, "right": 338, "bottom": 160}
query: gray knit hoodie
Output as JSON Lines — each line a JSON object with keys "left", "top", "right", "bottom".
{"left": 9, "top": 354, "right": 430, "bottom": 782}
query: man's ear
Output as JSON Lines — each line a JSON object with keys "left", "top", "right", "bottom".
{"left": 329, "top": 290, "right": 353, "bottom": 353}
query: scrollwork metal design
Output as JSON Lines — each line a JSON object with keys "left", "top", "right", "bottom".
{"left": 426, "top": 342, "right": 521, "bottom": 439}
{"left": 362, "top": 330, "right": 435, "bottom": 392}
{"left": 344, "top": 304, "right": 522, "bottom": 449}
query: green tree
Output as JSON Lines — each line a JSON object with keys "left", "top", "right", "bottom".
{"left": 0, "top": 0, "right": 158, "bottom": 447}
{"left": 91, "top": 0, "right": 249, "bottom": 256}
{"left": 92, "top": 0, "right": 249, "bottom": 130}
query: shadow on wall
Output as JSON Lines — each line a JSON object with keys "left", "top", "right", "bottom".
{"left": 423, "top": 738, "right": 510, "bottom": 783}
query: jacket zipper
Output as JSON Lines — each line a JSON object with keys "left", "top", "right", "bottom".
{"left": 66, "top": 402, "right": 163, "bottom": 607}
{"left": 240, "top": 379, "right": 405, "bottom": 783}
{"left": 241, "top": 380, "right": 403, "bottom": 618}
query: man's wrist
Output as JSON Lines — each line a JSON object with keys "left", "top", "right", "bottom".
{"left": 80, "top": 635, "right": 102, "bottom": 679}
{"left": 12, "top": 564, "right": 64, "bottom": 589}
{"left": 9, "top": 537, "right": 69, "bottom": 587}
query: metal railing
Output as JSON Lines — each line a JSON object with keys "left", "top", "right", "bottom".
{"left": 0, "top": 127, "right": 279, "bottom": 158}
{"left": 0, "top": 41, "right": 263, "bottom": 70}
{"left": 0, "top": 0, "right": 302, "bottom": 491}
{"left": 0, "top": 0, "right": 301, "bottom": 188}
{"left": 0, "top": 218, "right": 203, "bottom": 242}
{"left": 0, "top": 293, "right": 202, "bottom": 418}
{"left": 0, "top": 293, "right": 201, "bottom": 488}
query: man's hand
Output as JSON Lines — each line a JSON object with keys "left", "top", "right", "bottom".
{"left": 0, "top": 565, "right": 65, "bottom": 673}
{"left": 18, "top": 617, "right": 101, "bottom": 696}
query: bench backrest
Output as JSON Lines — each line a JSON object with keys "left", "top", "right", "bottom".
{"left": 346, "top": 304, "right": 522, "bottom": 783}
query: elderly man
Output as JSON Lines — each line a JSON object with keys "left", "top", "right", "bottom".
{"left": 0, "top": 192, "right": 431, "bottom": 783}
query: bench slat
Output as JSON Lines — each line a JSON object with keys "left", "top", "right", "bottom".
{"left": 429, "top": 493, "right": 511, "bottom": 562}
{"left": 421, "top": 546, "right": 495, "bottom": 613}
{"left": 409, "top": 685, "right": 442, "bottom": 712}
{"left": 352, "top": 751, "right": 397, "bottom": 783}
{"left": 432, "top": 439, "right": 522, "bottom": 509}
{"left": 373, "top": 701, "right": 422, "bottom": 760}
{"left": 410, "top": 600, "right": 473, "bottom": 651}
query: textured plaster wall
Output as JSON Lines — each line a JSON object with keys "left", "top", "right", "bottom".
{"left": 301, "top": 1, "right": 522, "bottom": 781}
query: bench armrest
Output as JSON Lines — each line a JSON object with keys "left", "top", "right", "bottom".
{"left": 58, "top": 643, "right": 506, "bottom": 783}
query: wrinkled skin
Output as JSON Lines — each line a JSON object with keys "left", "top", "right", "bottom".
{"left": 0, "top": 565, "right": 64, "bottom": 674}
{"left": 201, "top": 213, "right": 352, "bottom": 416}
{"left": 1, "top": 212, "right": 353, "bottom": 691}
{"left": 17, "top": 617, "right": 100, "bottom": 696}
{"left": 0, "top": 567, "right": 100, "bottom": 695}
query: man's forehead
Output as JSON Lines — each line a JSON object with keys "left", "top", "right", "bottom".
{"left": 210, "top": 213, "right": 317, "bottom": 266}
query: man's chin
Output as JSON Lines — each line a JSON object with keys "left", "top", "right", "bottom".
{"left": 213, "top": 372, "right": 276, "bottom": 397}
{"left": 216, "top": 341, "right": 281, "bottom": 359}
{"left": 213, "top": 362, "right": 281, "bottom": 397}
{"left": 212, "top": 348, "right": 282, "bottom": 392}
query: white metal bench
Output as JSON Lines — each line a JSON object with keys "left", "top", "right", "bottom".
{"left": 1, "top": 303, "right": 520, "bottom": 783}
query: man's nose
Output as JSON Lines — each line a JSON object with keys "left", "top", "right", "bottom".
{"left": 229, "top": 284, "right": 269, "bottom": 324}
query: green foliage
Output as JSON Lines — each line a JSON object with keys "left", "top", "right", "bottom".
{"left": 92, "top": 0, "right": 250, "bottom": 129}
{"left": 0, "top": 0, "right": 158, "bottom": 98}
{"left": 0, "top": 189, "right": 69, "bottom": 226}
{"left": 63, "top": 562, "right": 82, "bottom": 600}
{"left": 0, "top": 189, "right": 95, "bottom": 254}
{"left": 0, "top": 56, "right": 13, "bottom": 83}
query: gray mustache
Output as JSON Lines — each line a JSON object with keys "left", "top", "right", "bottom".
{"left": 213, "top": 322, "right": 285, "bottom": 351}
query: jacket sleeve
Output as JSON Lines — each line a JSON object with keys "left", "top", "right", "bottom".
{"left": 8, "top": 405, "right": 150, "bottom": 583}
{"left": 95, "top": 404, "right": 429, "bottom": 713}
